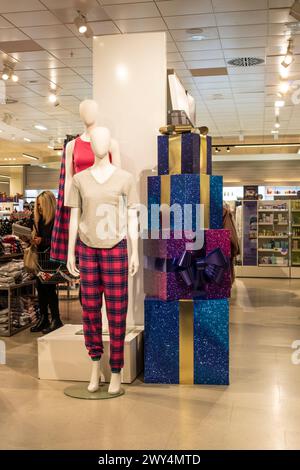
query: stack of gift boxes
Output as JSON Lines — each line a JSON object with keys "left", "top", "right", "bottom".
{"left": 144, "top": 132, "right": 230, "bottom": 385}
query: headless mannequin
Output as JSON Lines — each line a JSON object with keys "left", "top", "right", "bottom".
{"left": 67, "top": 127, "right": 139, "bottom": 395}
{"left": 64, "top": 99, "right": 121, "bottom": 206}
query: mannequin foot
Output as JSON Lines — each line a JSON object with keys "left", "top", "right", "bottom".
{"left": 87, "top": 360, "right": 102, "bottom": 393}
{"left": 108, "top": 372, "right": 121, "bottom": 395}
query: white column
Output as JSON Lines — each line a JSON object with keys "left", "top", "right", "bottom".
{"left": 93, "top": 32, "right": 167, "bottom": 325}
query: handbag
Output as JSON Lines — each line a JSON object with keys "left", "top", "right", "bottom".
{"left": 24, "top": 221, "right": 39, "bottom": 274}
{"left": 24, "top": 244, "right": 38, "bottom": 274}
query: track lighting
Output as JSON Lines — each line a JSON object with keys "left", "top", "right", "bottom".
{"left": 74, "top": 11, "right": 87, "bottom": 34}
{"left": 274, "top": 116, "right": 280, "bottom": 129}
{"left": 281, "top": 38, "right": 294, "bottom": 68}
{"left": 275, "top": 100, "right": 285, "bottom": 108}
{"left": 11, "top": 73, "right": 19, "bottom": 82}
{"left": 1, "top": 64, "right": 19, "bottom": 82}
{"left": 279, "top": 80, "right": 290, "bottom": 94}
{"left": 2, "top": 68, "right": 9, "bottom": 81}
{"left": 48, "top": 92, "right": 57, "bottom": 104}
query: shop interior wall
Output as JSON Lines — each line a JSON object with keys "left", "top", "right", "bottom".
{"left": 93, "top": 32, "right": 167, "bottom": 325}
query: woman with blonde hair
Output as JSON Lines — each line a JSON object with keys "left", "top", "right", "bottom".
{"left": 30, "top": 191, "right": 63, "bottom": 333}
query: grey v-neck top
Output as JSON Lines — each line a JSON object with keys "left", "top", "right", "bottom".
{"left": 66, "top": 167, "right": 138, "bottom": 248}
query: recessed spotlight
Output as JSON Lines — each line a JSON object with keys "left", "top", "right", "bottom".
{"left": 187, "top": 28, "right": 206, "bottom": 41}
{"left": 279, "top": 81, "right": 290, "bottom": 94}
{"left": 34, "top": 124, "right": 47, "bottom": 131}
{"left": 281, "top": 38, "right": 294, "bottom": 68}
{"left": 1, "top": 68, "right": 9, "bottom": 81}
{"left": 275, "top": 100, "right": 285, "bottom": 108}
{"left": 226, "top": 147, "right": 230, "bottom": 153}
{"left": 48, "top": 92, "right": 57, "bottom": 104}
{"left": 11, "top": 73, "right": 19, "bottom": 83}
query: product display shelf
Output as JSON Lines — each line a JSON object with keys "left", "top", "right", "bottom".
{"left": 0, "top": 280, "right": 36, "bottom": 337}
{"left": 291, "top": 201, "right": 300, "bottom": 274}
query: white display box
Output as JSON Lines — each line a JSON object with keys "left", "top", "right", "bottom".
{"left": 38, "top": 324, "right": 144, "bottom": 384}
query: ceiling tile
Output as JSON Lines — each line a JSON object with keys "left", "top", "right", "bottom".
{"left": 21, "top": 24, "right": 74, "bottom": 40}
{"left": 15, "top": 59, "right": 65, "bottom": 70}
{"left": 174, "top": 69, "right": 193, "bottom": 78}
{"left": 0, "top": 16, "right": 12, "bottom": 28}
{"left": 167, "top": 42, "right": 178, "bottom": 53}
{"left": 167, "top": 52, "right": 182, "bottom": 62}
{"left": 3, "top": 11, "right": 61, "bottom": 27}
{"left": 215, "top": 10, "right": 268, "bottom": 26}
{"left": 212, "top": 0, "right": 268, "bottom": 11}
{"left": 268, "top": 23, "right": 287, "bottom": 35}
{"left": 269, "top": 1, "right": 294, "bottom": 6}
{"left": 186, "top": 59, "right": 226, "bottom": 68}
{"left": 167, "top": 61, "right": 187, "bottom": 69}
{"left": 9, "top": 51, "right": 55, "bottom": 62}
{"left": 0, "top": 0, "right": 45, "bottom": 13}
{"left": 103, "top": 2, "right": 160, "bottom": 19}
{"left": 0, "top": 28, "right": 28, "bottom": 42}
{"left": 181, "top": 50, "right": 224, "bottom": 61}
{"left": 85, "top": 21, "right": 120, "bottom": 35}
{"left": 221, "top": 37, "right": 268, "bottom": 49}
{"left": 157, "top": 0, "right": 212, "bottom": 15}
{"left": 227, "top": 64, "right": 265, "bottom": 74}
{"left": 115, "top": 17, "right": 166, "bottom": 33}
{"left": 269, "top": 8, "right": 293, "bottom": 23}
{"left": 164, "top": 14, "right": 216, "bottom": 30}
{"left": 49, "top": 48, "right": 92, "bottom": 60}
{"left": 176, "top": 39, "right": 222, "bottom": 52}
{"left": 35, "top": 37, "right": 86, "bottom": 50}
{"left": 61, "top": 57, "right": 92, "bottom": 68}
{"left": 51, "top": 5, "right": 109, "bottom": 23}
{"left": 223, "top": 48, "right": 266, "bottom": 59}
{"left": 170, "top": 27, "right": 219, "bottom": 41}
{"left": 218, "top": 24, "right": 268, "bottom": 38}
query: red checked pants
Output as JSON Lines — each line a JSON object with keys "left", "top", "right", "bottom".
{"left": 78, "top": 238, "right": 128, "bottom": 372}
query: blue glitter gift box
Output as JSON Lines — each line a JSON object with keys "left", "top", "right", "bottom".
{"left": 158, "top": 133, "right": 212, "bottom": 175}
{"left": 144, "top": 297, "right": 229, "bottom": 385}
{"left": 147, "top": 174, "right": 223, "bottom": 231}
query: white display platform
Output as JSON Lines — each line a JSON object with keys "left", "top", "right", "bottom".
{"left": 236, "top": 265, "right": 290, "bottom": 278}
{"left": 291, "top": 267, "right": 300, "bottom": 278}
{"left": 38, "top": 324, "right": 144, "bottom": 384}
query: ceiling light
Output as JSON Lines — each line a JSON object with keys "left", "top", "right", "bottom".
{"left": 226, "top": 147, "right": 230, "bottom": 153}
{"left": 1, "top": 68, "right": 9, "bottom": 81}
{"left": 279, "top": 80, "right": 290, "bottom": 94}
{"left": 22, "top": 153, "right": 39, "bottom": 161}
{"left": 271, "top": 130, "right": 279, "bottom": 134}
{"left": 24, "top": 137, "right": 31, "bottom": 142}
{"left": 48, "top": 92, "right": 57, "bottom": 104}
{"left": 11, "top": 73, "right": 19, "bottom": 83}
{"left": 34, "top": 124, "right": 47, "bottom": 131}
{"left": 275, "top": 100, "right": 285, "bottom": 107}
{"left": 280, "top": 66, "right": 289, "bottom": 79}
{"left": 215, "top": 147, "right": 220, "bottom": 153}
{"left": 275, "top": 121, "right": 280, "bottom": 129}
{"left": 74, "top": 12, "right": 88, "bottom": 34}
{"left": 41, "top": 165, "right": 47, "bottom": 168}
{"left": 187, "top": 28, "right": 206, "bottom": 41}
{"left": 275, "top": 107, "right": 280, "bottom": 117}
{"left": 281, "top": 38, "right": 294, "bottom": 68}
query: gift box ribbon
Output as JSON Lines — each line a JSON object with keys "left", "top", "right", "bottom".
{"left": 145, "top": 247, "right": 229, "bottom": 296}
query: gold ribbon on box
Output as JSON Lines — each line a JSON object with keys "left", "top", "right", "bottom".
{"left": 179, "top": 300, "right": 194, "bottom": 385}
{"left": 200, "top": 135, "right": 208, "bottom": 174}
{"left": 165, "top": 133, "right": 209, "bottom": 176}
{"left": 168, "top": 135, "right": 182, "bottom": 175}
{"left": 200, "top": 174, "right": 210, "bottom": 229}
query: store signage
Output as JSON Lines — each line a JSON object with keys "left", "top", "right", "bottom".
{"left": 244, "top": 185, "right": 259, "bottom": 200}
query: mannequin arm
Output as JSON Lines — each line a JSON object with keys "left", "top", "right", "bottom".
{"left": 110, "top": 138, "right": 121, "bottom": 168}
{"left": 64, "top": 140, "right": 75, "bottom": 206}
{"left": 67, "top": 207, "right": 80, "bottom": 276}
{"left": 128, "top": 208, "right": 139, "bottom": 277}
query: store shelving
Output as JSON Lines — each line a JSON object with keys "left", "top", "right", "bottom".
{"left": 257, "top": 201, "right": 290, "bottom": 268}
{"left": 291, "top": 201, "right": 300, "bottom": 270}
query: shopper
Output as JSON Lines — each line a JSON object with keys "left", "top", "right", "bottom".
{"left": 30, "top": 191, "right": 63, "bottom": 334}
{"left": 223, "top": 203, "right": 240, "bottom": 285}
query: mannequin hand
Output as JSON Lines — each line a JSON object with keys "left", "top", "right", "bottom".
{"left": 129, "top": 253, "right": 139, "bottom": 277}
{"left": 67, "top": 254, "right": 80, "bottom": 277}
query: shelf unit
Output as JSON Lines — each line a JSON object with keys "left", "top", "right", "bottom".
{"left": 0, "top": 280, "right": 36, "bottom": 337}
{"left": 291, "top": 201, "right": 300, "bottom": 270}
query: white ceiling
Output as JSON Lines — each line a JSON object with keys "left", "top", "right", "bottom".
{"left": 0, "top": 0, "right": 299, "bottom": 143}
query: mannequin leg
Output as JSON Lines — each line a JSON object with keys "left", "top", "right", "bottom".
{"left": 78, "top": 241, "right": 105, "bottom": 391}
{"left": 101, "top": 239, "right": 128, "bottom": 395}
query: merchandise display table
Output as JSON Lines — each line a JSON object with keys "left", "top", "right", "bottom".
{"left": 38, "top": 324, "right": 144, "bottom": 384}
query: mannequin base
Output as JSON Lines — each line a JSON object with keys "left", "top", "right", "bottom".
{"left": 64, "top": 383, "right": 125, "bottom": 400}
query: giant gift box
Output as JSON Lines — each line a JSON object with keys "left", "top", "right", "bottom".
{"left": 158, "top": 133, "right": 212, "bottom": 175}
{"left": 144, "top": 229, "right": 231, "bottom": 301}
{"left": 147, "top": 174, "right": 223, "bottom": 231}
{"left": 144, "top": 298, "right": 229, "bottom": 385}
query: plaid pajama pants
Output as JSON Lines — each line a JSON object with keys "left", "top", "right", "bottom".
{"left": 78, "top": 238, "right": 128, "bottom": 372}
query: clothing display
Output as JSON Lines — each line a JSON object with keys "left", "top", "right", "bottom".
{"left": 67, "top": 167, "right": 138, "bottom": 249}
{"left": 0, "top": 260, "right": 32, "bottom": 286}
{"left": 0, "top": 219, "right": 12, "bottom": 237}
{"left": 0, "top": 294, "right": 36, "bottom": 335}
{"left": 0, "top": 235, "right": 24, "bottom": 255}
{"left": 78, "top": 238, "right": 128, "bottom": 372}
{"left": 50, "top": 137, "right": 113, "bottom": 262}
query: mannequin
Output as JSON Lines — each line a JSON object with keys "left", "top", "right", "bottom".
{"left": 66, "top": 127, "right": 139, "bottom": 395}
{"left": 64, "top": 99, "right": 121, "bottom": 205}
{"left": 51, "top": 99, "right": 121, "bottom": 264}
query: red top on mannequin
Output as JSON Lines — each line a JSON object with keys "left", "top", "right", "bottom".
{"left": 73, "top": 136, "right": 112, "bottom": 174}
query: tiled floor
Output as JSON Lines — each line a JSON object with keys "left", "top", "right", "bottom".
{"left": 1, "top": 278, "right": 300, "bottom": 450}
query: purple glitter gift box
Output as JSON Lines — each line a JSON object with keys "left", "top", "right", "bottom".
{"left": 143, "top": 230, "right": 231, "bottom": 301}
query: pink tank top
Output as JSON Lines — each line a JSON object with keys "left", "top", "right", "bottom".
{"left": 73, "top": 136, "right": 112, "bottom": 174}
